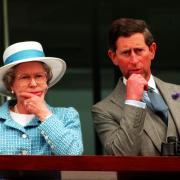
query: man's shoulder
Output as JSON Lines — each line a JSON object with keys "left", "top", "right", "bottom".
{"left": 92, "top": 93, "right": 113, "bottom": 112}
{"left": 154, "top": 76, "right": 180, "bottom": 89}
{"left": 92, "top": 78, "right": 124, "bottom": 112}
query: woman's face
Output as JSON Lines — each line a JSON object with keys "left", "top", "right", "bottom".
{"left": 11, "top": 61, "right": 48, "bottom": 102}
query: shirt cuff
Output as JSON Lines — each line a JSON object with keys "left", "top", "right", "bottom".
{"left": 125, "top": 100, "right": 146, "bottom": 109}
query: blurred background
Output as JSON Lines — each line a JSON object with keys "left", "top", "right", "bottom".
{"left": 1, "top": 0, "right": 180, "bottom": 155}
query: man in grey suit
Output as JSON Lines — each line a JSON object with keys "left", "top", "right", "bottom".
{"left": 92, "top": 18, "right": 180, "bottom": 156}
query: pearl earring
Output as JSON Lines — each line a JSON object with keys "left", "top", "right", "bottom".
{"left": 11, "top": 90, "right": 14, "bottom": 94}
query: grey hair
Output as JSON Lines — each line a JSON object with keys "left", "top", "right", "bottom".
{"left": 3, "top": 62, "right": 53, "bottom": 93}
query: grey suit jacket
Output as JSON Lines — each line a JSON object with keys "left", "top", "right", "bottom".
{"left": 92, "top": 76, "right": 180, "bottom": 156}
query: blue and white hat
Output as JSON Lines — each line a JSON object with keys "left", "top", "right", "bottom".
{"left": 0, "top": 41, "right": 66, "bottom": 96}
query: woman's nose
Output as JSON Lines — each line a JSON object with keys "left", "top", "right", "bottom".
{"left": 29, "top": 78, "right": 38, "bottom": 86}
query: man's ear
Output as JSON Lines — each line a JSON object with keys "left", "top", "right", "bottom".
{"left": 108, "top": 49, "right": 118, "bottom": 66}
{"left": 149, "top": 42, "right": 157, "bottom": 60}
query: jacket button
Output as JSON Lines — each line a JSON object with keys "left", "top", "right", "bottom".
{"left": 22, "top": 134, "right": 27, "bottom": 139}
{"left": 21, "top": 150, "right": 28, "bottom": 155}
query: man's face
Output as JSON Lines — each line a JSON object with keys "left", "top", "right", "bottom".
{"left": 108, "top": 33, "right": 156, "bottom": 81}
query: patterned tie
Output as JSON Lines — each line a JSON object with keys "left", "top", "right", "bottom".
{"left": 144, "top": 88, "right": 168, "bottom": 125}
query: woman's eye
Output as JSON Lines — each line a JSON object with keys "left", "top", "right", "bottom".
{"left": 20, "top": 75, "right": 29, "bottom": 80}
{"left": 36, "top": 75, "right": 43, "bottom": 78}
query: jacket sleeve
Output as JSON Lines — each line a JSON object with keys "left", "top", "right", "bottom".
{"left": 92, "top": 103, "right": 146, "bottom": 155}
{"left": 38, "top": 107, "right": 83, "bottom": 155}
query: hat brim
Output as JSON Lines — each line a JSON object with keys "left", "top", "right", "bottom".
{"left": 0, "top": 57, "right": 66, "bottom": 96}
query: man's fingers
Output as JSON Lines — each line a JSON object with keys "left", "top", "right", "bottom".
{"left": 144, "top": 84, "right": 148, "bottom": 91}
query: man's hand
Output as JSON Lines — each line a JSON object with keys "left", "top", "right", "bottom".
{"left": 126, "top": 74, "right": 148, "bottom": 101}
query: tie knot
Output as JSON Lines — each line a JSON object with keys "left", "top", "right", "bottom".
{"left": 148, "top": 89, "right": 168, "bottom": 111}
{"left": 148, "top": 87, "right": 157, "bottom": 93}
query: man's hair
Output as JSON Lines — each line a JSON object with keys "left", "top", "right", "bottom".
{"left": 108, "top": 18, "right": 154, "bottom": 51}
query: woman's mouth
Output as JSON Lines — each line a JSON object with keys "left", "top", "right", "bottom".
{"left": 29, "top": 91, "right": 42, "bottom": 96}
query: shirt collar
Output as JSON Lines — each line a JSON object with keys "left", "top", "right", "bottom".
{"left": 123, "top": 75, "right": 158, "bottom": 92}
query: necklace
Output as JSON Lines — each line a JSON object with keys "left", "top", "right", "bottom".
{"left": 14, "top": 105, "right": 19, "bottom": 113}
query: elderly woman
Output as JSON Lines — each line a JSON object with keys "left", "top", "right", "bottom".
{"left": 0, "top": 41, "right": 83, "bottom": 179}
{"left": 0, "top": 41, "right": 83, "bottom": 156}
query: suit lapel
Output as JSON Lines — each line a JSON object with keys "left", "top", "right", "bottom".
{"left": 144, "top": 108, "right": 165, "bottom": 152}
{"left": 155, "top": 77, "right": 180, "bottom": 137}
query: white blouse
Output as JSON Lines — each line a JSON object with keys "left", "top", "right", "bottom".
{"left": 10, "top": 111, "right": 35, "bottom": 126}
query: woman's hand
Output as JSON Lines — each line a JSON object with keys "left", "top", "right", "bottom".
{"left": 19, "top": 92, "right": 52, "bottom": 121}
